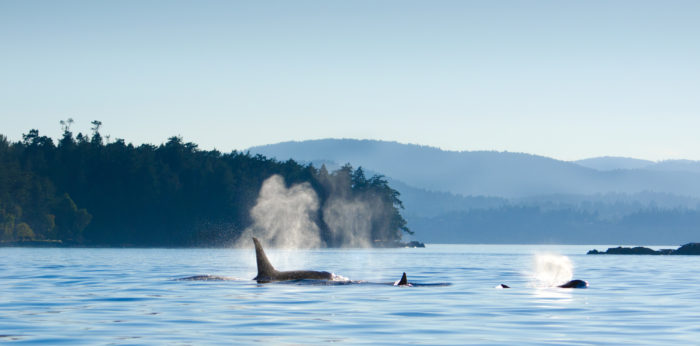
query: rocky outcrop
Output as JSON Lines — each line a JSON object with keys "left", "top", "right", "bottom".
{"left": 674, "top": 243, "right": 700, "bottom": 255}
{"left": 588, "top": 243, "right": 700, "bottom": 255}
{"left": 372, "top": 240, "right": 426, "bottom": 248}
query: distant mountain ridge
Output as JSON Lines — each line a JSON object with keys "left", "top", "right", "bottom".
{"left": 249, "top": 139, "right": 700, "bottom": 198}
{"left": 248, "top": 139, "right": 700, "bottom": 244}
{"left": 574, "top": 156, "right": 655, "bottom": 171}
{"left": 575, "top": 156, "right": 700, "bottom": 173}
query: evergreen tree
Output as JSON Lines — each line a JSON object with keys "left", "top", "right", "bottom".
{"left": 0, "top": 124, "right": 412, "bottom": 246}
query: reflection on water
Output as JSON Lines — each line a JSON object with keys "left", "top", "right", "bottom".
{"left": 532, "top": 286, "right": 574, "bottom": 302}
{"left": 1, "top": 245, "right": 699, "bottom": 344}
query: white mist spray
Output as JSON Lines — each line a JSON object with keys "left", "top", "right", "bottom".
{"left": 529, "top": 253, "right": 573, "bottom": 288}
{"left": 322, "top": 197, "right": 374, "bottom": 248}
{"left": 238, "top": 175, "right": 322, "bottom": 249}
{"left": 238, "top": 173, "right": 394, "bottom": 250}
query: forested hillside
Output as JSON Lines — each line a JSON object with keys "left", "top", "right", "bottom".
{"left": 0, "top": 124, "right": 409, "bottom": 247}
{"left": 250, "top": 139, "right": 700, "bottom": 198}
{"left": 250, "top": 139, "right": 700, "bottom": 244}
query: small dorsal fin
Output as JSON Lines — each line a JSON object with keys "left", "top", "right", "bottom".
{"left": 398, "top": 272, "right": 408, "bottom": 286}
{"left": 253, "top": 237, "right": 276, "bottom": 280}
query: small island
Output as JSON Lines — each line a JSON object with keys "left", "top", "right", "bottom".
{"left": 588, "top": 243, "right": 700, "bottom": 255}
{"left": 1, "top": 125, "right": 418, "bottom": 248}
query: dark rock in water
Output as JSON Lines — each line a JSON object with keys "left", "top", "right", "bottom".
{"left": 404, "top": 241, "right": 426, "bottom": 248}
{"left": 588, "top": 243, "right": 700, "bottom": 255}
{"left": 674, "top": 243, "right": 700, "bottom": 255}
{"left": 373, "top": 240, "right": 426, "bottom": 248}
{"left": 605, "top": 246, "right": 659, "bottom": 255}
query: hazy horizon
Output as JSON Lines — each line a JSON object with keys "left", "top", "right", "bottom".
{"left": 3, "top": 128, "right": 700, "bottom": 164}
{"left": 249, "top": 138, "right": 700, "bottom": 164}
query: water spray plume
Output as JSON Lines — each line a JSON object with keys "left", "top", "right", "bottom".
{"left": 238, "top": 174, "right": 392, "bottom": 249}
{"left": 237, "top": 175, "right": 322, "bottom": 249}
{"left": 322, "top": 197, "right": 374, "bottom": 248}
{"left": 530, "top": 253, "right": 574, "bottom": 288}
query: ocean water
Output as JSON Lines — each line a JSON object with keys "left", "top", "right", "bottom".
{"left": 1, "top": 244, "right": 699, "bottom": 344}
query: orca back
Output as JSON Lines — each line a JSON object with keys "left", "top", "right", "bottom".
{"left": 558, "top": 279, "right": 588, "bottom": 288}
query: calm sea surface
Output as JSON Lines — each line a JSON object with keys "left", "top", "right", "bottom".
{"left": 1, "top": 244, "right": 699, "bottom": 344}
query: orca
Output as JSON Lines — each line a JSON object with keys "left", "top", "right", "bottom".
{"left": 395, "top": 272, "right": 411, "bottom": 286}
{"left": 252, "top": 237, "right": 333, "bottom": 283}
{"left": 497, "top": 280, "right": 587, "bottom": 289}
{"left": 558, "top": 279, "right": 588, "bottom": 288}
{"left": 251, "top": 238, "right": 449, "bottom": 286}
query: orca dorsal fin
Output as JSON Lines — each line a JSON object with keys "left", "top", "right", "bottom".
{"left": 253, "top": 237, "right": 276, "bottom": 280}
{"left": 398, "top": 272, "right": 408, "bottom": 286}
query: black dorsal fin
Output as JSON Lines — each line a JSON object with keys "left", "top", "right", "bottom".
{"left": 253, "top": 237, "right": 276, "bottom": 280}
{"left": 398, "top": 272, "right": 408, "bottom": 286}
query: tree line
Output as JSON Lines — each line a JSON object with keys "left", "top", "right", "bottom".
{"left": 0, "top": 121, "right": 410, "bottom": 246}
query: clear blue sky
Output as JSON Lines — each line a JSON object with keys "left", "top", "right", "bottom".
{"left": 1, "top": 0, "right": 699, "bottom": 161}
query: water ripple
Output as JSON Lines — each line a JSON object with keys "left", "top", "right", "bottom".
{"left": 1, "top": 246, "right": 699, "bottom": 344}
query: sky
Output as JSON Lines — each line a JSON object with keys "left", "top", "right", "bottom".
{"left": 1, "top": 0, "right": 699, "bottom": 161}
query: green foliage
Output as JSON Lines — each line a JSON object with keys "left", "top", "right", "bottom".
{"left": 44, "top": 214, "right": 56, "bottom": 238}
{"left": 314, "top": 164, "right": 412, "bottom": 246}
{"left": 2, "top": 213, "right": 16, "bottom": 240}
{"left": 352, "top": 167, "right": 412, "bottom": 238}
{"left": 0, "top": 124, "right": 411, "bottom": 246}
{"left": 54, "top": 194, "right": 91, "bottom": 242}
{"left": 14, "top": 222, "right": 35, "bottom": 240}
